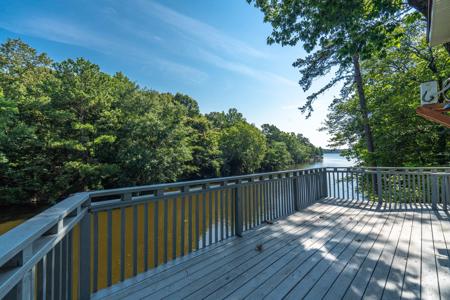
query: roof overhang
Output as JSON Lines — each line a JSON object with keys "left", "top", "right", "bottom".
{"left": 428, "top": 0, "right": 450, "bottom": 46}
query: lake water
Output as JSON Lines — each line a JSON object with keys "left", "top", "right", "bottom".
{"left": 300, "top": 152, "right": 355, "bottom": 169}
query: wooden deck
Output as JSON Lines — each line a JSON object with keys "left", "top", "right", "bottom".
{"left": 91, "top": 198, "right": 450, "bottom": 300}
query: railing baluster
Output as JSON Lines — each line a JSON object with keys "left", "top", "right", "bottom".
{"left": 92, "top": 212, "right": 98, "bottom": 292}
{"left": 225, "top": 186, "right": 230, "bottom": 238}
{"left": 61, "top": 237, "right": 67, "bottom": 300}
{"left": 154, "top": 198, "right": 160, "bottom": 264}
{"left": 432, "top": 174, "right": 438, "bottom": 209}
{"left": 216, "top": 188, "right": 221, "bottom": 238}
{"left": 144, "top": 202, "right": 149, "bottom": 271}
{"left": 36, "top": 257, "right": 44, "bottom": 300}
{"left": 377, "top": 170, "right": 382, "bottom": 207}
{"left": 202, "top": 186, "right": 207, "bottom": 247}
{"left": 234, "top": 180, "right": 243, "bottom": 237}
{"left": 173, "top": 196, "right": 178, "bottom": 259}
{"left": 163, "top": 197, "right": 168, "bottom": 263}
{"left": 120, "top": 207, "right": 125, "bottom": 281}
{"left": 107, "top": 210, "right": 112, "bottom": 287}
{"left": 195, "top": 193, "right": 200, "bottom": 251}
{"left": 208, "top": 187, "right": 213, "bottom": 245}
{"left": 79, "top": 207, "right": 91, "bottom": 300}
{"left": 186, "top": 194, "right": 192, "bottom": 253}
{"left": 444, "top": 175, "right": 449, "bottom": 211}
{"left": 221, "top": 187, "right": 225, "bottom": 240}
{"left": 180, "top": 190, "right": 186, "bottom": 256}
{"left": 293, "top": 173, "right": 299, "bottom": 211}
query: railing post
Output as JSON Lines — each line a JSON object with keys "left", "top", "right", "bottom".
{"left": 377, "top": 170, "right": 383, "bottom": 207}
{"left": 444, "top": 175, "right": 449, "bottom": 211}
{"left": 432, "top": 174, "right": 438, "bottom": 210}
{"left": 79, "top": 201, "right": 91, "bottom": 300}
{"left": 234, "top": 180, "right": 243, "bottom": 237}
{"left": 3, "top": 245, "right": 33, "bottom": 300}
{"left": 293, "top": 172, "right": 300, "bottom": 211}
{"left": 322, "top": 168, "right": 328, "bottom": 199}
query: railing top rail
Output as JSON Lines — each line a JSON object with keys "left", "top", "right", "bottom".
{"left": 0, "top": 192, "right": 90, "bottom": 267}
{"left": 326, "top": 166, "right": 450, "bottom": 170}
{"left": 88, "top": 167, "right": 326, "bottom": 199}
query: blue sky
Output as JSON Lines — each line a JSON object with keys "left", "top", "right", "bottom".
{"left": 0, "top": 0, "right": 338, "bottom": 147}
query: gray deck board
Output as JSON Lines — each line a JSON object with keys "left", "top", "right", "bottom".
{"left": 149, "top": 199, "right": 354, "bottom": 299}
{"left": 401, "top": 210, "right": 422, "bottom": 300}
{"left": 303, "top": 204, "right": 390, "bottom": 299}
{"left": 200, "top": 200, "right": 371, "bottom": 300}
{"left": 244, "top": 201, "right": 372, "bottom": 300}
{"left": 430, "top": 209, "right": 450, "bottom": 300}
{"left": 421, "top": 209, "right": 440, "bottom": 300}
{"left": 285, "top": 204, "right": 379, "bottom": 299}
{"left": 322, "top": 208, "right": 392, "bottom": 299}
{"left": 91, "top": 199, "right": 450, "bottom": 300}
{"left": 381, "top": 211, "right": 414, "bottom": 300}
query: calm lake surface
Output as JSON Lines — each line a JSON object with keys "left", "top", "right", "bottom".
{"left": 300, "top": 152, "right": 355, "bottom": 169}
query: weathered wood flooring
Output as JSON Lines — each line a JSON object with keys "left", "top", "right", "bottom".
{"left": 92, "top": 198, "right": 450, "bottom": 300}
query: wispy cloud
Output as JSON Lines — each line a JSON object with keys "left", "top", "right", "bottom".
{"left": 0, "top": 1, "right": 294, "bottom": 88}
{"left": 0, "top": 17, "right": 112, "bottom": 51}
{"left": 138, "top": 0, "right": 266, "bottom": 59}
{"left": 197, "top": 48, "right": 297, "bottom": 87}
{"left": 152, "top": 58, "right": 209, "bottom": 84}
{"left": 0, "top": 16, "right": 209, "bottom": 85}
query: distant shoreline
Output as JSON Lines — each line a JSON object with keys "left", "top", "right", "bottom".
{"left": 322, "top": 149, "right": 345, "bottom": 154}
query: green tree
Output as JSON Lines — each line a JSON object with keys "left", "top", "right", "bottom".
{"left": 262, "top": 141, "right": 293, "bottom": 171}
{"left": 0, "top": 39, "right": 322, "bottom": 205}
{"left": 261, "top": 124, "right": 318, "bottom": 164}
{"left": 219, "top": 122, "right": 267, "bottom": 175}
{"left": 247, "top": 0, "right": 408, "bottom": 165}
{"left": 323, "top": 22, "right": 450, "bottom": 166}
{"left": 114, "top": 90, "right": 193, "bottom": 185}
{"left": 183, "top": 115, "right": 222, "bottom": 179}
{"left": 206, "top": 108, "right": 246, "bottom": 129}
{"left": 0, "top": 39, "right": 195, "bottom": 204}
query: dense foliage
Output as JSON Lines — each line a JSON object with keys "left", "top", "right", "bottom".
{"left": 248, "top": 1, "right": 449, "bottom": 168}
{"left": 323, "top": 22, "right": 450, "bottom": 166}
{"left": 0, "top": 39, "right": 321, "bottom": 205}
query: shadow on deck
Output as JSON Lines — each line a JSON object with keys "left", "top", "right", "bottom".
{"left": 91, "top": 198, "right": 450, "bottom": 300}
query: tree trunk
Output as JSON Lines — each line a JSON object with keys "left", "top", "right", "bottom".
{"left": 352, "top": 53, "right": 376, "bottom": 165}
{"left": 443, "top": 42, "right": 450, "bottom": 56}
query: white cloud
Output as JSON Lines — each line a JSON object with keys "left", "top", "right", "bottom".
{"left": 152, "top": 58, "right": 209, "bottom": 84}
{"left": 0, "top": 1, "right": 295, "bottom": 88}
{"left": 0, "top": 16, "right": 209, "bottom": 85}
{"left": 197, "top": 48, "right": 297, "bottom": 87}
{"left": 138, "top": 0, "right": 266, "bottom": 59}
{"left": 0, "top": 17, "right": 112, "bottom": 51}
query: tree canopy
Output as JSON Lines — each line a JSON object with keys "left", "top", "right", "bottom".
{"left": 323, "top": 21, "right": 450, "bottom": 166}
{"left": 248, "top": 0, "right": 449, "bottom": 168}
{"left": 0, "top": 39, "right": 321, "bottom": 205}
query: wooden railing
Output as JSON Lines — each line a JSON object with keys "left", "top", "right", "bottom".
{"left": 0, "top": 193, "right": 91, "bottom": 300}
{"left": 326, "top": 167, "right": 450, "bottom": 208}
{"left": 0, "top": 168, "right": 326, "bottom": 299}
{"left": 1, "top": 166, "right": 448, "bottom": 299}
